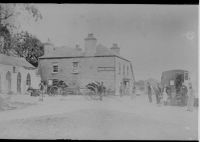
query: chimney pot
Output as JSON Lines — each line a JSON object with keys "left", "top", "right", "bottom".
{"left": 110, "top": 43, "right": 120, "bottom": 55}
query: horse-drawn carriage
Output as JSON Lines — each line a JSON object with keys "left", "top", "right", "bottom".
{"left": 47, "top": 79, "right": 83, "bottom": 96}
{"left": 26, "top": 79, "right": 68, "bottom": 96}
{"left": 46, "top": 79, "right": 69, "bottom": 95}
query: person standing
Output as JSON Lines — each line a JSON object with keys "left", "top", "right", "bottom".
{"left": 155, "top": 84, "right": 162, "bottom": 104}
{"left": 39, "top": 81, "right": 44, "bottom": 101}
{"left": 166, "top": 86, "right": 172, "bottom": 105}
{"left": 180, "top": 84, "right": 188, "bottom": 106}
{"left": 122, "top": 83, "right": 126, "bottom": 96}
{"left": 147, "top": 82, "right": 152, "bottom": 103}
{"left": 155, "top": 88, "right": 160, "bottom": 104}
{"left": 99, "top": 82, "right": 104, "bottom": 101}
{"left": 120, "top": 82, "right": 123, "bottom": 97}
{"left": 162, "top": 87, "right": 168, "bottom": 105}
{"left": 187, "top": 83, "right": 194, "bottom": 111}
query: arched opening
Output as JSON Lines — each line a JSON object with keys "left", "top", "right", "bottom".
{"left": 17, "top": 72, "right": 21, "bottom": 93}
{"left": 26, "top": 73, "right": 31, "bottom": 87}
{"left": 6, "top": 71, "right": 11, "bottom": 93}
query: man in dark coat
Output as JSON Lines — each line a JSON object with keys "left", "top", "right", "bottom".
{"left": 180, "top": 85, "right": 188, "bottom": 106}
{"left": 154, "top": 85, "right": 162, "bottom": 104}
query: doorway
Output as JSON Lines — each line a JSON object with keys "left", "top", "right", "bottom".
{"left": 123, "top": 79, "right": 130, "bottom": 95}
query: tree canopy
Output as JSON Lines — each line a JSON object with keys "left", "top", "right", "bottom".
{"left": 0, "top": 4, "right": 44, "bottom": 67}
{"left": 12, "top": 31, "right": 44, "bottom": 67}
{"left": 0, "top": 4, "right": 42, "bottom": 30}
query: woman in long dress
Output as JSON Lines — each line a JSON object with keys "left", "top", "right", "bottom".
{"left": 162, "top": 87, "right": 168, "bottom": 105}
{"left": 187, "top": 83, "right": 194, "bottom": 111}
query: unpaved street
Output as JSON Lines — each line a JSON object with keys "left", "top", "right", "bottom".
{"left": 0, "top": 94, "right": 198, "bottom": 140}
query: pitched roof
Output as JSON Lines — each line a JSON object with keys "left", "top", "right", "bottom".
{"left": 40, "top": 46, "right": 84, "bottom": 58}
{"left": 40, "top": 43, "right": 130, "bottom": 62}
{"left": 95, "top": 44, "right": 117, "bottom": 56}
{"left": 0, "top": 54, "right": 35, "bottom": 68}
{"left": 41, "top": 44, "right": 119, "bottom": 57}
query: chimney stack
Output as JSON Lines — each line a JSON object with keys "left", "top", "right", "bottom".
{"left": 84, "top": 33, "right": 97, "bottom": 56}
{"left": 110, "top": 43, "right": 120, "bottom": 55}
{"left": 43, "top": 42, "right": 54, "bottom": 56}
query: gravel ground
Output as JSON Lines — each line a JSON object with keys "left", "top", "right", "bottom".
{"left": 0, "top": 94, "right": 198, "bottom": 140}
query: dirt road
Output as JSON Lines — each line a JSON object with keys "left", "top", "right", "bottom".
{"left": 0, "top": 95, "right": 198, "bottom": 140}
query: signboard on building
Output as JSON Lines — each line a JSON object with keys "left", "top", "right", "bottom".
{"left": 97, "top": 67, "right": 115, "bottom": 72}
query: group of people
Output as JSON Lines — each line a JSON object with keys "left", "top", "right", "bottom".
{"left": 147, "top": 82, "right": 195, "bottom": 111}
{"left": 119, "top": 82, "right": 130, "bottom": 97}
{"left": 146, "top": 82, "right": 162, "bottom": 104}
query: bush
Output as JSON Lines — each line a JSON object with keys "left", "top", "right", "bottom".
{"left": 86, "top": 81, "right": 106, "bottom": 101}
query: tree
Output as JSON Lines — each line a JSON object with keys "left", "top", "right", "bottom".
{"left": 0, "top": 4, "right": 42, "bottom": 29}
{"left": 0, "top": 25, "right": 12, "bottom": 55}
{"left": 0, "top": 4, "right": 42, "bottom": 55}
{"left": 12, "top": 31, "right": 44, "bottom": 67}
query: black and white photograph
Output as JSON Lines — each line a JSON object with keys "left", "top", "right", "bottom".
{"left": 0, "top": 4, "right": 198, "bottom": 140}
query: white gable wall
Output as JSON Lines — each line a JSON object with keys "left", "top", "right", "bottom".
{"left": 0, "top": 64, "right": 41, "bottom": 94}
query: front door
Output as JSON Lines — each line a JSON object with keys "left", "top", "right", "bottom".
{"left": 123, "top": 79, "right": 130, "bottom": 95}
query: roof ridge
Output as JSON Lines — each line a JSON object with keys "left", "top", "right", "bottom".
{"left": 0, "top": 54, "right": 35, "bottom": 68}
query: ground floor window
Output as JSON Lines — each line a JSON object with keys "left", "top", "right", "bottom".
{"left": 6, "top": 71, "right": 11, "bottom": 92}
{"left": 52, "top": 64, "right": 58, "bottom": 73}
{"left": 17, "top": 72, "right": 21, "bottom": 93}
{"left": 26, "top": 73, "right": 31, "bottom": 86}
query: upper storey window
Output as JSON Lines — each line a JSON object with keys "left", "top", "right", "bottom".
{"left": 72, "top": 62, "right": 79, "bottom": 74}
{"left": 52, "top": 64, "right": 58, "bottom": 73}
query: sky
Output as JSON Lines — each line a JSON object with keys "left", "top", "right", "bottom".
{"left": 18, "top": 4, "right": 198, "bottom": 86}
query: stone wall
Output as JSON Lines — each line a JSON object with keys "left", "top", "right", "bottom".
{"left": 39, "top": 56, "right": 135, "bottom": 95}
{"left": 39, "top": 56, "right": 115, "bottom": 90}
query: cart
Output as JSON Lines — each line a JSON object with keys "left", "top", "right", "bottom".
{"left": 47, "top": 79, "right": 68, "bottom": 96}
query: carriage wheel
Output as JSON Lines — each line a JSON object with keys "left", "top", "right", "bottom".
{"left": 89, "top": 91, "right": 101, "bottom": 100}
{"left": 47, "top": 87, "right": 53, "bottom": 96}
{"left": 50, "top": 86, "right": 59, "bottom": 96}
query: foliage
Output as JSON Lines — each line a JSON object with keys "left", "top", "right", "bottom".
{"left": 0, "top": 25, "right": 12, "bottom": 55}
{"left": 86, "top": 81, "right": 106, "bottom": 100}
{"left": 0, "top": 4, "right": 43, "bottom": 66}
{"left": 0, "top": 4, "right": 42, "bottom": 30}
{"left": 12, "top": 31, "right": 44, "bottom": 67}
